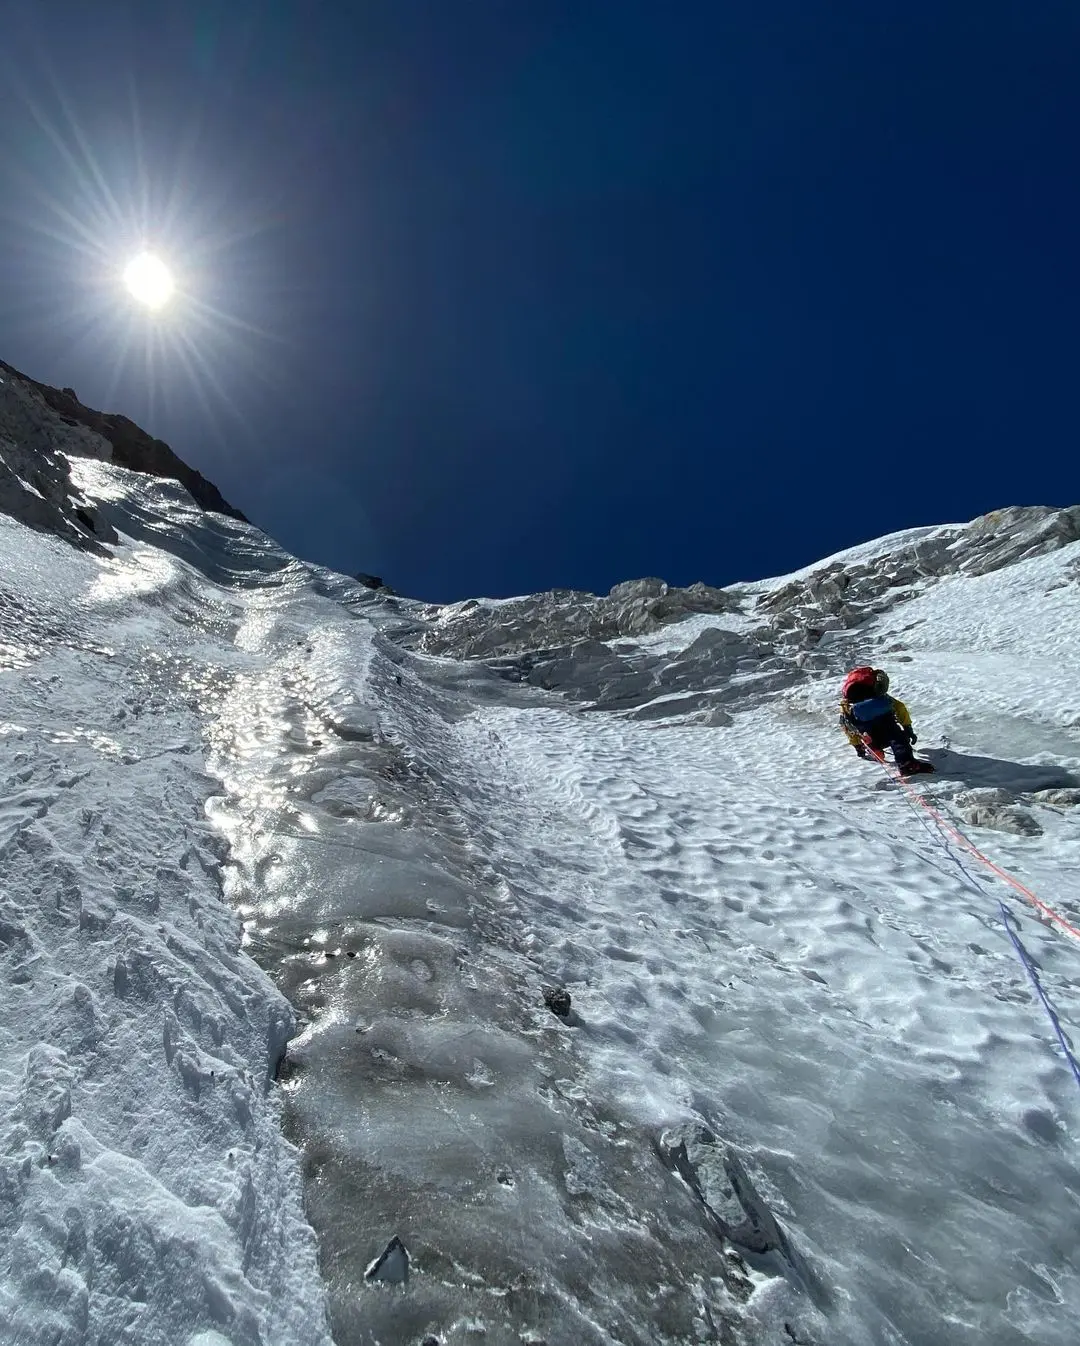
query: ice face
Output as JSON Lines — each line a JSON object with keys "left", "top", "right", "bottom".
{"left": 200, "top": 497, "right": 1080, "bottom": 1344}
{"left": 3, "top": 444, "right": 1080, "bottom": 1345}
{"left": 206, "top": 608, "right": 757, "bottom": 1344}
{"left": 0, "top": 501, "right": 329, "bottom": 1346}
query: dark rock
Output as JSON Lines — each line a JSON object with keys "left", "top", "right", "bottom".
{"left": 366, "top": 1235, "right": 410, "bottom": 1284}
{"left": 0, "top": 373, "right": 116, "bottom": 549}
{"left": 609, "top": 577, "right": 668, "bottom": 601}
{"left": 355, "top": 572, "right": 385, "bottom": 590}
{"left": 543, "top": 986, "right": 571, "bottom": 1018}
{"left": 0, "top": 357, "right": 246, "bottom": 520}
{"left": 657, "top": 1124, "right": 792, "bottom": 1260}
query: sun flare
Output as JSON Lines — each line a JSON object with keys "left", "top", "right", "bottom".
{"left": 123, "top": 252, "right": 175, "bottom": 310}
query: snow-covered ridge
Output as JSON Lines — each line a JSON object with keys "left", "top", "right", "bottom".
{"left": 3, "top": 371, "right": 1080, "bottom": 1346}
{"left": 0, "top": 358, "right": 246, "bottom": 521}
{"left": 405, "top": 504, "right": 1080, "bottom": 730}
{"left": 751, "top": 504, "right": 1080, "bottom": 641}
{"left": 0, "top": 366, "right": 119, "bottom": 553}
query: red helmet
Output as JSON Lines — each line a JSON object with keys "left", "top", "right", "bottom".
{"left": 842, "top": 666, "right": 877, "bottom": 700}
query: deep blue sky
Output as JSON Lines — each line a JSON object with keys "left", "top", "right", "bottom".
{"left": 2, "top": 3, "right": 1078, "bottom": 600}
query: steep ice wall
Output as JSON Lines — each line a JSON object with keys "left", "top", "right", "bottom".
{"left": 2, "top": 370, "right": 1079, "bottom": 1346}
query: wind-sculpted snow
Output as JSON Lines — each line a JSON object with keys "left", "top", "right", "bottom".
{"left": 0, "top": 505, "right": 329, "bottom": 1346}
{"left": 3, "top": 438, "right": 1080, "bottom": 1345}
{"left": 198, "top": 494, "right": 1080, "bottom": 1344}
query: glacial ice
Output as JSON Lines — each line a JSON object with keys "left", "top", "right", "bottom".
{"left": 1, "top": 399, "right": 1079, "bottom": 1344}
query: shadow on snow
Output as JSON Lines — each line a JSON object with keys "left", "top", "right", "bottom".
{"left": 921, "top": 747, "right": 1080, "bottom": 793}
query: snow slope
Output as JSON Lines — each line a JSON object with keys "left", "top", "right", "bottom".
{"left": 370, "top": 533, "right": 1080, "bottom": 1346}
{"left": 0, "top": 491, "right": 330, "bottom": 1346}
{"left": 2, "top": 433, "right": 1080, "bottom": 1346}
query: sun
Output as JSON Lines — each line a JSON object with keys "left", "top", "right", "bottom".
{"left": 123, "top": 252, "right": 175, "bottom": 310}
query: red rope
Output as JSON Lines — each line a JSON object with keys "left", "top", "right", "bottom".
{"left": 866, "top": 746, "right": 1080, "bottom": 943}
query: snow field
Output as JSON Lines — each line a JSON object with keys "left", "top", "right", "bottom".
{"left": 205, "top": 605, "right": 745, "bottom": 1344}
{"left": 369, "top": 537, "right": 1080, "bottom": 1345}
{"left": 399, "top": 690, "right": 1080, "bottom": 1344}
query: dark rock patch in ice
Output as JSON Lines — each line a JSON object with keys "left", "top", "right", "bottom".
{"left": 658, "top": 1124, "right": 791, "bottom": 1261}
{"left": 366, "top": 1235, "right": 410, "bottom": 1284}
{"left": 954, "top": 788, "right": 1044, "bottom": 837}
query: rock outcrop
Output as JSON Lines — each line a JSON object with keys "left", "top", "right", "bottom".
{"left": 0, "top": 358, "right": 246, "bottom": 522}
{"left": 414, "top": 577, "right": 737, "bottom": 661}
{"left": 392, "top": 504, "right": 1080, "bottom": 725}
{"left": 757, "top": 506, "right": 1080, "bottom": 649}
{"left": 0, "top": 365, "right": 117, "bottom": 549}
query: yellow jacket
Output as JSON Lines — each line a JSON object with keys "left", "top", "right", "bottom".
{"left": 840, "top": 695, "right": 911, "bottom": 747}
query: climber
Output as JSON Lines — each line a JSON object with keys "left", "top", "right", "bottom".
{"left": 839, "top": 667, "right": 934, "bottom": 776}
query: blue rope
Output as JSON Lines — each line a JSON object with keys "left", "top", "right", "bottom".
{"left": 998, "top": 899, "right": 1080, "bottom": 1095}
{"left": 872, "top": 756, "right": 1080, "bottom": 1101}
